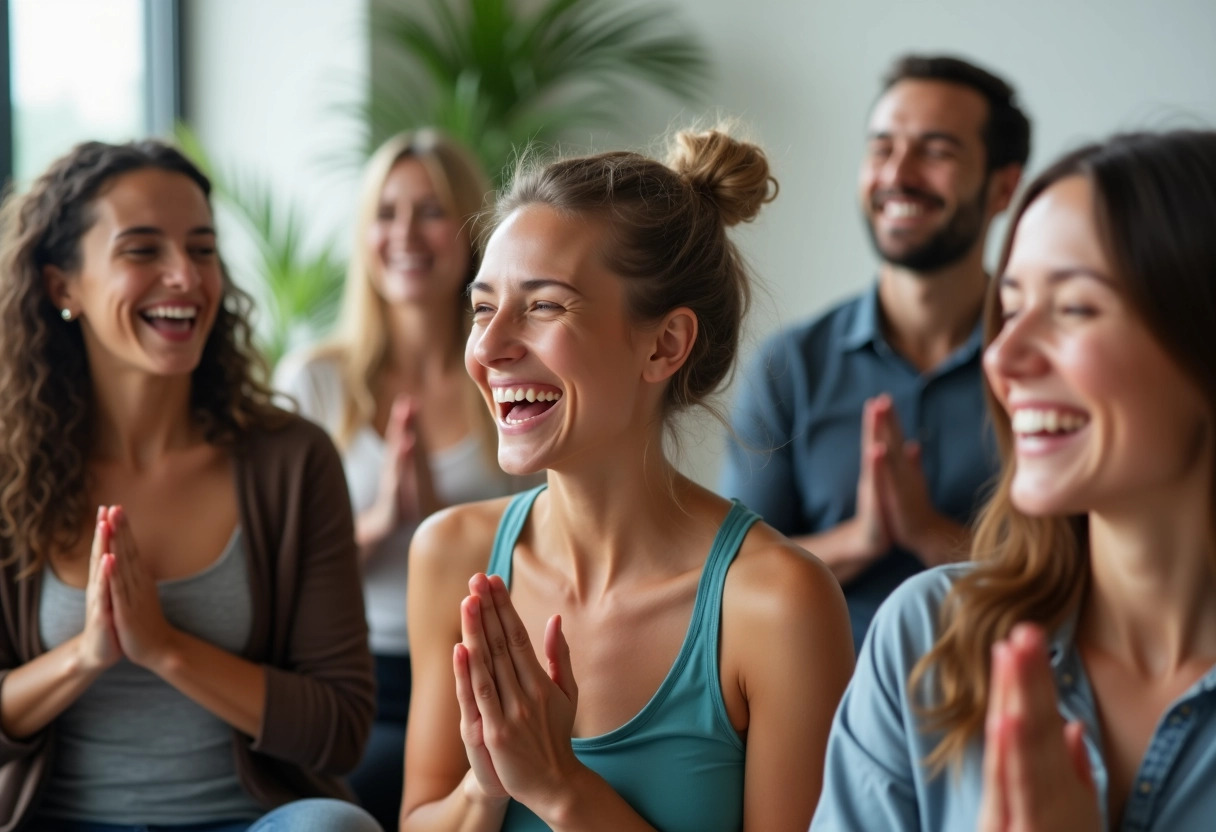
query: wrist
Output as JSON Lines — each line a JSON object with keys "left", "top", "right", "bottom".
{"left": 533, "top": 763, "right": 594, "bottom": 830}
{"left": 142, "top": 628, "right": 184, "bottom": 676}
{"left": 461, "top": 768, "right": 510, "bottom": 811}
{"left": 68, "top": 635, "right": 109, "bottom": 679}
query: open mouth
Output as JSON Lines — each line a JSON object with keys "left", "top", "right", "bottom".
{"left": 139, "top": 305, "right": 199, "bottom": 337}
{"left": 874, "top": 190, "right": 943, "bottom": 221}
{"left": 1011, "top": 407, "right": 1090, "bottom": 438}
{"left": 492, "top": 385, "right": 563, "bottom": 425}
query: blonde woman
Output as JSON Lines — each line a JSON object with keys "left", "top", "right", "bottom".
{"left": 812, "top": 130, "right": 1216, "bottom": 831}
{"left": 275, "top": 129, "right": 521, "bottom": 828}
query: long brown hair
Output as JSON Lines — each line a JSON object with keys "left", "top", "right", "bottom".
{"left": 910, "top": 130, "right": 1216, "bottom": 773}
{"left": 0, "top": 139, "right": 280, "bottom": 576}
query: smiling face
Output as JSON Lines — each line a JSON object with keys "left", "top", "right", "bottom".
{"left": 984, "top": 175, "right": 1211, "bottom": 517}
{"left": 366, "top": 157, "right": 471, "bottom": 307}
{"left": 860, "top": 79, "right": 998, "bottom": 272}
{"left": 466, "top": 205, "right": 664, "bottom": 475}
{"left": 47, "top": 167, "right": 222, "bottom": 379}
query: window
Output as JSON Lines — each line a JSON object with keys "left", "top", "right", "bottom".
{"left": 1, "top": 0, "right": 179, "bottom": 187}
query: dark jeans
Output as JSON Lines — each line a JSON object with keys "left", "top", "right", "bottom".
{"left": 348, "top": 653, "right": 412, "bottom": 832}
{"left": 31, "top": 798, "right": 382, "bottom": 831}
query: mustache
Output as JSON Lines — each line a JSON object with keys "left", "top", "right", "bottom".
{"left": 871, "top": 188, "right": 945, "bottom": 210}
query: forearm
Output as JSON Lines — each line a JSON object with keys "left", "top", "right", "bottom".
{"left": 537, "top": 766, "right": 659, "bottom": 832}
{"left": 0, "top": 635, "right": 102, "bottom": 739}
{"left": 401, "top": 769, "right": 510, "bottom": 832}
{"left": 149, "top": 629, "right": 266, "bottom": 738}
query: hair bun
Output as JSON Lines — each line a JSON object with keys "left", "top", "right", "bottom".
{"left": 667, "top": 128, "right": 778, "bottom": 226}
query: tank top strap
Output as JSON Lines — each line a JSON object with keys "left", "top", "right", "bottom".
{"left": 486, "top": 484, "right": 548, "bottom": 585}
{"left": 695, "top": 500, "right": 761, "bottom": 673}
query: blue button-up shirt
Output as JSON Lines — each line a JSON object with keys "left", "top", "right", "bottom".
{"left": 719, "top": 286, "right": 997, "bottom": 651}
{"left": 812, "top": 564, "right": 1216, "bottom": 831}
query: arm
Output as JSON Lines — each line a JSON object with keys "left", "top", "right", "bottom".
{"left": 725, "top": 538, "right": 855, "bottom": 830}
{"left": 1, "top": 509, "right": 121, "bottom": 744}
{"left": 401, "top": 504, "right": 512, "bottom": 832}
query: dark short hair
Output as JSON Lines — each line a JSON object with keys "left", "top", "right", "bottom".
{"left": 882, "top": 54, "right": 1031, "bottom": 171}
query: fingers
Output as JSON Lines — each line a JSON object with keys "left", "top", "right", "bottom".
{"left": 871, "top": 393, "right": 906, "bottom": 449}
{"left": 88, "top": 506, "right": 109, "bottom": 574}
{"left": 544, "top": 614, "right": 578, "bottom": 705}
{"left": 1063, "top": 720, "right": 1095, "bottom": 792}
{"left": 460, "top": 594, "right": 505, "bottom": 725}
{"left": 471, "top": 574, "right": 535, "bottom": 705}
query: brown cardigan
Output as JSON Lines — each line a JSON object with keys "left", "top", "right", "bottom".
{"left": 0, "top": 414, "right": 376, "bottom": 830}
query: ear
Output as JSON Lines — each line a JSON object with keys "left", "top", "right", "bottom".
{"left": 987, "top": 164, "right": 1023, "bottom": 216}
{"left": 641, "top": 307, "right": 698, "bottom": 384}
{"left": 43, "top": 264, "right": 75, "bottom": 314}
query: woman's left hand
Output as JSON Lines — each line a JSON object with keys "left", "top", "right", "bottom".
{"left": 104, "top": 505, "right": 177, "bottom": 670}
{"left": 455, "top": 572, "right": 582, "bottom": 816}
{"left": 978, "top": 623, "right": 1102, "bottom": 832}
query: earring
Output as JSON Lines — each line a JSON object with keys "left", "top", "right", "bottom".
{"left": 60, "top": 308, "right": 73, "bottom": 322}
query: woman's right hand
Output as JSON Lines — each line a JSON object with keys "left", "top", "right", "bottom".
{"left": 363, "top": 396, "right": 439, "bottom": 542}
{"left": 76, "top": 506, "right": 122, "bottom": 673}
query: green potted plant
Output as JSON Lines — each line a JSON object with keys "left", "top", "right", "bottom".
{"left": 358, "top": 0, "right": 711, "bottom": 181}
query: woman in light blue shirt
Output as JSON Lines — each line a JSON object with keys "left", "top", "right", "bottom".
{"left": 813, "top": 130, "right": 1216, "bottom": 832}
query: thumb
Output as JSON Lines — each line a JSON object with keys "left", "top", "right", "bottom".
{"left": 544, "top": 614, "right": 578, "bottom": 705}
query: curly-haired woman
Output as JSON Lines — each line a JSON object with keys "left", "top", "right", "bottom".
{"left": 0, "top": 140, "right": 380, "bottom": 831}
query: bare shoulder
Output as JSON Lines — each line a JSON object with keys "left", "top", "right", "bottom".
{"left": 725, "top": 520, "right": 849, "bottom": 631}
{"left": 410, "top": 495, "right": 515, "bottom": 588}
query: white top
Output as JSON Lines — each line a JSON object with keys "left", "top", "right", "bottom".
{"left": 275, "top": 351, "right": 518, "bottom": 655}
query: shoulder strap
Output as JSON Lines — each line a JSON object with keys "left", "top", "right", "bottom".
{"left": 486, "top": 484, "right": 547, "bottom": 586}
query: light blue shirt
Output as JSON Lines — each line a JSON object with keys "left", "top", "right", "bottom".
{"left": 719, "top": 286, "right": 997, "bottom": 651}
{"left": 811, "top": 564, "right": 1216, "bottom": 831}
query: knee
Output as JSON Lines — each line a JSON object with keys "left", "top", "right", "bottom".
{"left": 250, "top": 798, "right": 384, "bottom": 832}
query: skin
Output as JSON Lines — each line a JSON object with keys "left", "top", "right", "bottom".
{"left": 1, "top": 168, "right": 268, "bottom": 742}
{"left": 400, "top": 205, "right": 854, "bottom": 831}
{"left": 799, "top": 78, "right": 1022, "bottom": 584}
{"left": 354, "top": 157, "right": 477, "bottom": 559}
{"left": 978, "top": 176, "right": 1216, "bottom": 829}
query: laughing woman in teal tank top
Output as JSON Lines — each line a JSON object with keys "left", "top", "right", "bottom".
{"left": 401, "top": 127, "right": 855, "bottom": 832}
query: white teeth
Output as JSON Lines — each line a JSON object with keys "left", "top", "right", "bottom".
{"left": 142, "top": 306, "right": 197, "bottom": 320}
{"left": 492, "top": 386, "right": 563, "bottom": 405}
{"left": 1012, "top": 408, "right": 1088, "bottom": 435}
{"left": 883, "top": 201, "right": 926, "bottom": 219}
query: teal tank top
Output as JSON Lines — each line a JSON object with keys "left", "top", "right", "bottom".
{"left": 486, "top": 485, "right": 759, "bottom": 831}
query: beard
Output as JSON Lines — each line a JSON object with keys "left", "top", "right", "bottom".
{"left": 865, "top": 176, "right": 990, "bottom": 272}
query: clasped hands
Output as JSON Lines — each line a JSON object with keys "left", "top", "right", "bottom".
{"left": 366, "top": 396, "right": 439, "bottom": 540}
{"left": 848, "top": 393, "right": 960, "bottom": 568}
{"left": 453, "top": 572, "right": 583, "bottom": 816}
{"left": 79, "top": 505, "right": 177, "bottom": 675}
{"left": 979, "top": 624, "right": 1102, "bottom": 832}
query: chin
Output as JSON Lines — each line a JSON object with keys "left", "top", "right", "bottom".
{"left": 1009, "top": 480, "right": 1084, "bottom": 518}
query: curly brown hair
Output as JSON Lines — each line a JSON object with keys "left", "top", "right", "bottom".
{"left": 0, "top": 139, "right": 283, "bottom": 576}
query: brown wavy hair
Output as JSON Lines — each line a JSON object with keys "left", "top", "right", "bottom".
{"left": 909, "top": 130, "right": 1216, "bottom": 773}
{"left": 0, "top": 139, "right": 282, "bottom": 576}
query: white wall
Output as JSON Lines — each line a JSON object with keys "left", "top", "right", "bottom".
{"left": 183, "top": 0, "right": 1216, "bottom": 484}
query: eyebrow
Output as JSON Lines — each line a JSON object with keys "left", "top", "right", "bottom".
{"left": 467, "top": 278, "right": 584, "bottom": 295}
{"left": 998, "top": 268, "right": 1117, "bottom": 288}
{"left": 114, "top": 225, "right": 217, "bottom": 239}
{"left": 866, "top": 130, "right": 964, "bottom": 148}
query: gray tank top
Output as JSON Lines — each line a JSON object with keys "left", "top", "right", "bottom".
{"left": 36, "top": 528, "right": 263, "bottom": 824}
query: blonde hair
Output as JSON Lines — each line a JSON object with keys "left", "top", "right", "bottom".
{"left": 490, "top": 126, "right": 777, "bottom": 425}
{"left": 316, "top": 129, "right": 492, "bottom": 447}
{"left": 910, "top": 131, "right": 1216, "bottom": 774}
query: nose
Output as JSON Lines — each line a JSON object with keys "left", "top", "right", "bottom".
{"left": 983, "top": 306, "right": 1050, "bottom": 384}
{"left": 391, "top": 209, "right": 425, "bottom": 249}
{"left": 469, "top": 307, "right": 526, "bottom": 369}
{"left": 162, "top": 246, "right": 201, "bottom": 291}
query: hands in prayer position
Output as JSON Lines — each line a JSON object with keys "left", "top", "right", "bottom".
{"left": 979, "top": 624, "right": 1101, "bottom": 832}
{"left": 453, "top": 573, "right": 581, "bottom": 816}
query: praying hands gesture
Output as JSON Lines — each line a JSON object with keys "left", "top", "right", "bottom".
{"left": 452, "top": 573, "right": 657, "bottom": 831}
{"left": 860, "top": 393, "right": 968, "bottom": 568}
{"left": 103, "top": 505, "right": 177, "bottom": 670}
{"left": 359, "top": 396, "right": 440, "bottom": 556}
{"left": 979, "top": 624, "right": 1102, "bottom": 832}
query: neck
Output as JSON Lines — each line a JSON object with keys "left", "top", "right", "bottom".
{"left": 382, "top": 300, "right": 465, "bottom": 384}
{"left": 91, "top": 368, "right": 198, "bottom": 469}
{"left": 1080, "top": 491, "right": 1216, "bottom": 676}
{"left": 876, "top": 244, "right": 988, "bottom": 372}
{"left": 533, "top": 430, "right": 712, "bottom": 602}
